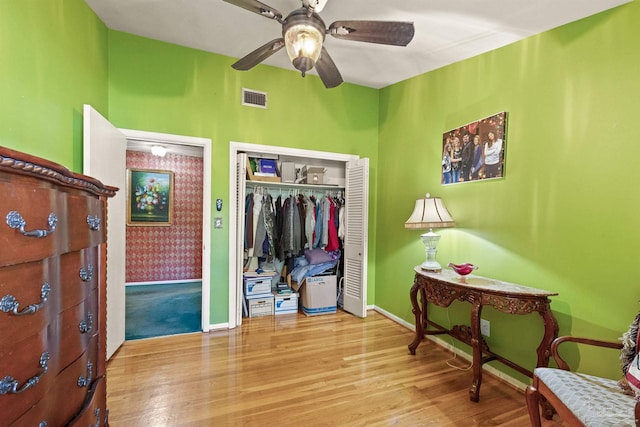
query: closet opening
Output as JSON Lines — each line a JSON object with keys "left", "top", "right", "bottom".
{"left": 228, "top": 142, "right": 369, "bottom": 329}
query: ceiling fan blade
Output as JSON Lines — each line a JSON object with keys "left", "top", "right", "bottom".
{"left": 315, "top": 47, "right": 343, "bottom": 88}
{"left": 222, "top": 0, "right": 283, "bottom": 22}
{"left": 328, "top": 21, "right": 415, "bottom": 46}
{"left": 232, "top": 38, "right": 285, "bottom": 71}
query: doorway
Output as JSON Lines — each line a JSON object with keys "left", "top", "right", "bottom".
{"left": 122, "top": 131, "right": 211, "bottom": 339}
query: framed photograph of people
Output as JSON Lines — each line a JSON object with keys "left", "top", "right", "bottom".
{"left": 127, "top": 168, "right": 174, "bottom": 226}
{"left": 441, "top": 111, "right": 507, "bottom": 185}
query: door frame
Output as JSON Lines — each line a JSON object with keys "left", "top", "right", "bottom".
{"left": 122, "top": 129, "right": 213, "bottom": 331}
{"left": 228, "top": 141, "right": 359, "bottom": 328}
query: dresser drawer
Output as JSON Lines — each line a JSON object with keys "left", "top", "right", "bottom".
{"left": 65, "top": 192, "right": 106, "bottom": 253}
{"left": 60, "top": 248, "right": 100, "bottom": 305}
{"left": 6, "top": 391, "right": 51, "bottom": 427}
{"left": 0, "top": 248, "right": 98, "bottom": 345}
{"left": 58, "top": 288, "right": 99, "bottom": 372}
{"left": 9, "top": 336, "right": 100, "bottom": 427}
{"left": 68, "top": 376, "right": 108, "bottom": 427}
{"left": 0, "top": 182, "right": 105, "bottom": 268}
{"left": 54, "top": 335, "right": 100, "bottom": 426}
{"left": 0, "top": 182, "right": 65, "bottom": 267}
{"left": 0, "top": 257, "right": 59, "bottom": 345}
{"left": 0, "top": 328, "right": 60, "bottom": 424}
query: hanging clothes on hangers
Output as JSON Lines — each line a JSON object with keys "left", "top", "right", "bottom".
{"left": 244, "top": 193, "right": 254, "bottom": 251}
{"left": 262, "top": 192, "right": 276, "bottom": 261}
{"left": 312, "top": 197, "right": 323, "bottom": 249}
{"left": 302, "top": 194, "right": 316, "bottom": 249}
{"left": 325, "top": 195, "right": 339, "bottom": 252}
{"left": 337, "top": 193, "right": 345, "bottom": 241}
{"left": 297, "top": 194, "right": 307, "bottom": 250}
{"left": 280, "top": 195, "right": 302, "bottom": 257}
{"left": 249, "top": 189, "right": 263, "bottom": 256}
{"left": 275, "top": 195, "right": 284, "bottom": 260}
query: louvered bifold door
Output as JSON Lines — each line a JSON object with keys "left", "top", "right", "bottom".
{"left": 235, "top": 153, "right": 248, "bottom": 326}
{"left": 343, "top": 158, "right": 369, "bottom": 318}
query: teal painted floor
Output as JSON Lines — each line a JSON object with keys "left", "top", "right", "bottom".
{"left": 125, "top": 281, "right": 202, "bottom": 340}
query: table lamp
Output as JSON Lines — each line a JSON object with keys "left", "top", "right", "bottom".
{"left": 404, "top": 193, "right": 455, "bottom": 272}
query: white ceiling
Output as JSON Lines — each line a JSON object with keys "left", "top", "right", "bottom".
{"left": 85, "top": 0, "right": 630, "bottom": 89}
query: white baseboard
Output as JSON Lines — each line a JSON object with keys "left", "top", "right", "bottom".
{"left": 208, "top": 322, "right": 230, "bottom": 331}
{"left": 372, "top": 305, "right": 529, "bottom": 392}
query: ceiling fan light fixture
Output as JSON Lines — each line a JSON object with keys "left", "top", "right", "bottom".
{"left": 283, "top": 10, "right": 325, "bottom": 77}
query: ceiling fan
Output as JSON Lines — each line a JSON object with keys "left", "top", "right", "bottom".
{"left": 223, "top": 0, "right": 415, "bottom": 88}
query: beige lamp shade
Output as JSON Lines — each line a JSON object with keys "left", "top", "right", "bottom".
{"left": 405, "top": 193, "right": 455, "bottom": 271}
{"left": 404, "top": 193, "right": 455, "bottom": 230}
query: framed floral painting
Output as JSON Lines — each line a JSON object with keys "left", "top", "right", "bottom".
{"left": 127, "top": 168, "right": 174, "bottom": 226}
{"left": 441, "top": 111, "right": 507, "bottom": 185}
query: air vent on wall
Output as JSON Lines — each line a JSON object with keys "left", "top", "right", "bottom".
{"left": 242, "top": 88, "right": 267, "bottom": 109}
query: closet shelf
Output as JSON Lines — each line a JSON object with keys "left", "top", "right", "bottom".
{"left": 246, "top": 180, "right": 344, "bottom": 191}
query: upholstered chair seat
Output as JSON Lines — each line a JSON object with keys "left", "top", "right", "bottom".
{"left": 532, "top": 367, "right": 637, "bottom": 426}
{"left": 526, "top": 330, "right": 640, "bottom": 427}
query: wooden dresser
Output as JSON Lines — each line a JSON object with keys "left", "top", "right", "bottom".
{"left": 0, "top": 147, "right": 117, "bottom": 426}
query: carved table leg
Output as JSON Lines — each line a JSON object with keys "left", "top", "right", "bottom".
{"left": 536, "top": 300, "right": 559, "bottom": 368}
{"left": 469, "top": 299, "right": 483, "bottom": 402}
{"left": 420, "top": 286, "right": 428, "bottom": 328}
{"left": 537, "top": 299, "right": 559, "bottom": 418}
{"left": 408, "top": 277, "right": 423, "bottom": 355}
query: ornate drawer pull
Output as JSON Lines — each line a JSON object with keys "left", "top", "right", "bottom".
{"left": 6, "top": 211, "right": 57, "bottom": 238}
{"left": 79, "top": 312, "right": 94, "bottom": 334}
{"left": 77, "top": 361, "right": 93, "bottom": 388}
{"left": 87, "top": 215, "right": 101, "bottom": 231}
{"left": 0, "top": 351, "right": 50, "bottom": 395}
{"left": 79, "top": 264, "right": 94, "bottom": 282}
{"left": 38, "top": 422, "right": 48, "bottom": 427}
{"left": 0, "top": 282, "right": 51, "bottom": 316}
{"left": 89, "top": 407, "right": 102, "bottom": 427}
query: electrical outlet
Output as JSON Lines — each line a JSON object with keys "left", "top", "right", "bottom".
{"left": 480, "top": 319, "right": 490, "bottom": 337}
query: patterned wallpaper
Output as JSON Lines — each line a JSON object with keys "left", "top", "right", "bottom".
{"left": 125, "top": 151, "right": 203, "bottom": 283}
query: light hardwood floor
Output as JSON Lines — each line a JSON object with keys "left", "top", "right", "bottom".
{"left": 106, "top": 310, "right": 566, "bottom": 426}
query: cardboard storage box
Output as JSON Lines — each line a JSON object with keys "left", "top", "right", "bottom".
{"left": 244, "top": 273, "right": 276, "bottom": 298}
{"left": 274, "top": 292, "right": 299, "bottom": 315}
{"left": 247, "top": 295, "right": 274, "bottom": 317}
{"left": 292, "top": 275, "right": 337, "bottom": 316}
{"left": 280, "top": 162, "right": 296, "bottom": 183}
{"left": 302, "top": 166, "right": 325, "bottom": 185}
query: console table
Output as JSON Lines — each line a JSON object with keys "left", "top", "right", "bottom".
{"left": 408, "top": 267, "right": 558, "bottom": 402}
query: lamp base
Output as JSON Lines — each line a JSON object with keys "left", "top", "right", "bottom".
{"left": 421, "top": 260, "right": 442, "bottom": 272}
{"left": 420, "top": 230, "right": 442, "bottom": 273}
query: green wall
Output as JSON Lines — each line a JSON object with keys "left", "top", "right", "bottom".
{"left": 0, "top": 0, "right": 108, "bottom": 170}
{"left": 377, "top": 2, "right": 637, "bottom": 381}
{"left": 106, "top": 31, "right": 380, "bottom": 324}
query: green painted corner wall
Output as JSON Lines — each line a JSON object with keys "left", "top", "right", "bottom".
{"left": 0, "top": 0, "right": 108, "bottom": 171}
{"left": 106, "top": 30, "right": 380, "bottom": 323}
{"left": 376, "top": 2, "right": 638, "bottom": 381}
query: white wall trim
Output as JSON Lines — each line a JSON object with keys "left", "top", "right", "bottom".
{"left": 230, "top": 142, "right": 360, "bottom": 162}
{"left": 372, "top": 305, "right": 529, "bottom": 392}
{"left": 120, "top": 128, "right": 213, "bottom": 332}
{"left": 209, "top": 322, "right": 230, "bottom": 331}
